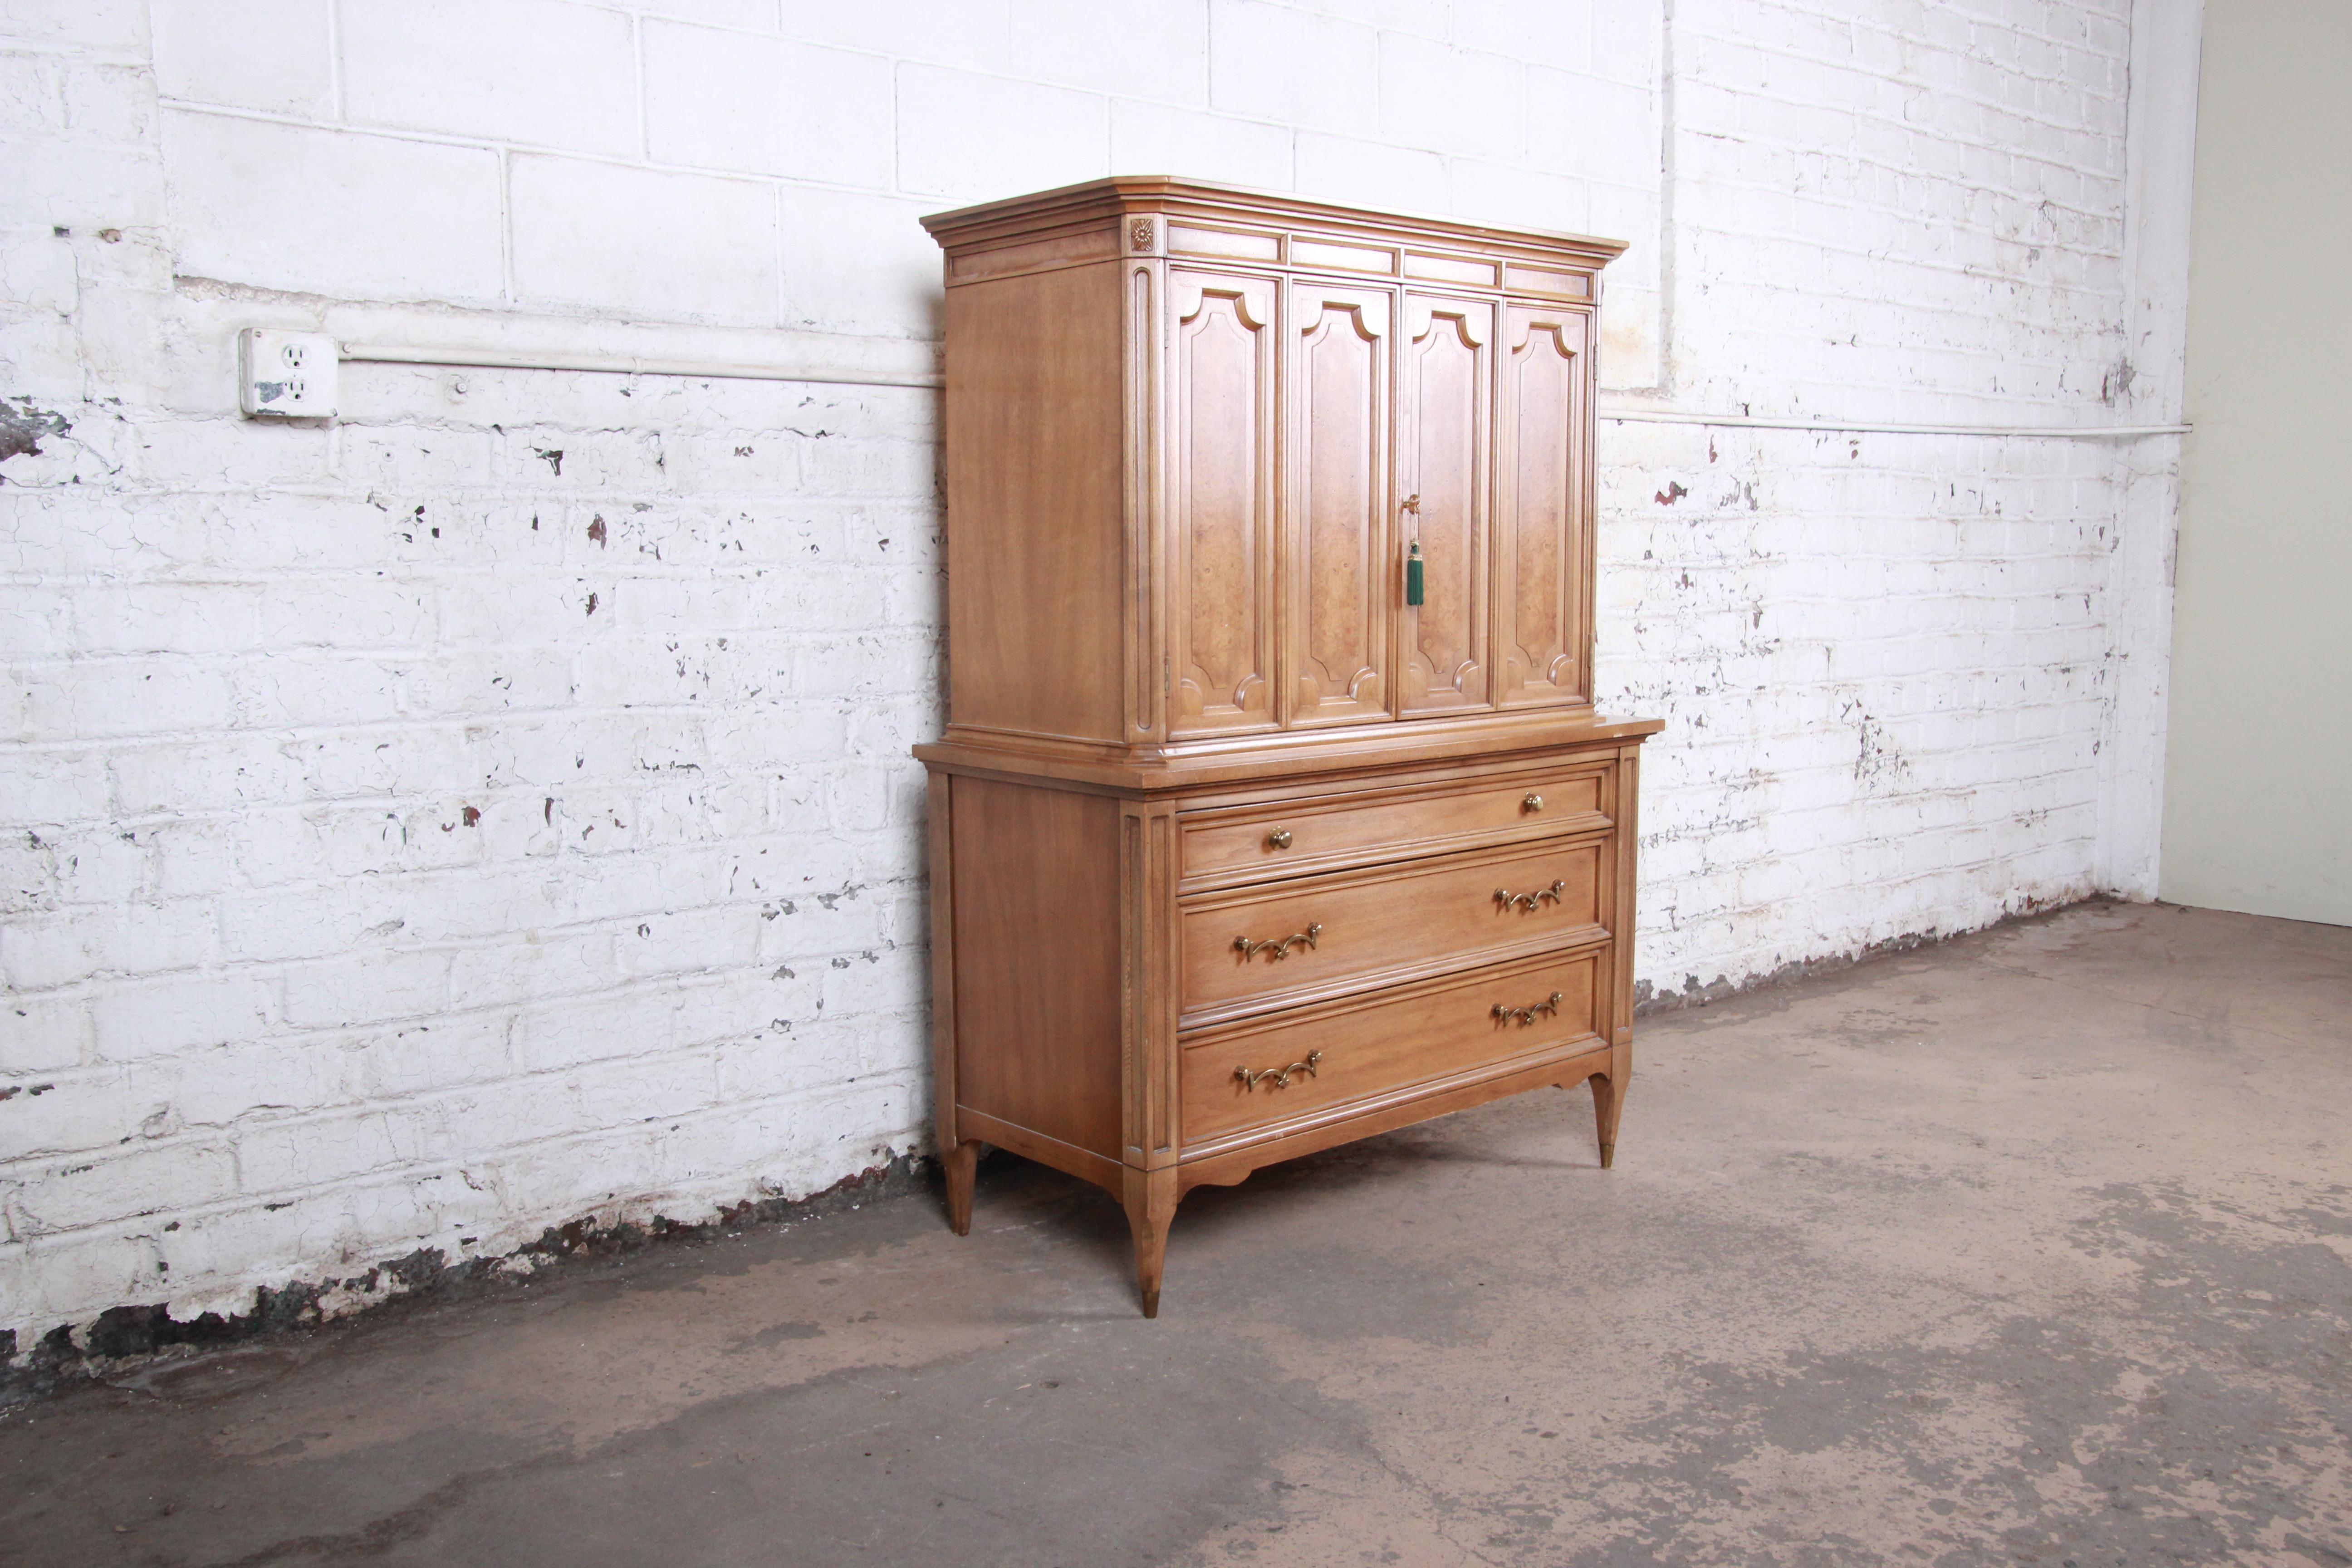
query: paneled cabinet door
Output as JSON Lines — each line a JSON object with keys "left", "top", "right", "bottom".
{"left": 1286, "top": 282, "right": 1393, "bottom": 727}
{"left": 1396, "top": 293, "right": 1494, "bottom": 716}
{"left": 1496, "top": 305, "right": 1592, "bottom": 708}
{"left": 1171, "top": 270, "right": 1280, "bottom": 737}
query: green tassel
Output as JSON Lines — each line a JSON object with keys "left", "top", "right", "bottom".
{"left": 1405, "top": 542, "right": 1424, "bottom": 607}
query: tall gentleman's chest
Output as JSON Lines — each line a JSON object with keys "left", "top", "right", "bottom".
{"left": 916, "top": 180, "right": 1660, "bottom": 1316}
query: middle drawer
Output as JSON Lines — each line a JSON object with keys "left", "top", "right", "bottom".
{"left": 1180, "top": 833, "right": 1610, "bottom": 1025}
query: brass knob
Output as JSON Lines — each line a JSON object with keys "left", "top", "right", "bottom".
{"left": 1523, "top": 793, "right": 1544, "bottom": 813}
{"left": 1266, "top": 828, "right": 1293, "bottom": 850}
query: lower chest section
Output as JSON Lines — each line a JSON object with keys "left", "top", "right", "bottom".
{"left": 936, "top": 743, "right": 1636, "bottom": 1175}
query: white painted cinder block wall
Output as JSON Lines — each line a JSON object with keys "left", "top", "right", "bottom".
{"left": 0, "top": 0, "right": 2191, "bottom": 1352}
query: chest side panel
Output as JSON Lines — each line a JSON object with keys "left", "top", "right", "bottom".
{"left": 949, "top": 777, "right": 1124, "bottom": 1158}
{"left": 945, "top": 263, "right": 1126, "bottom": 743}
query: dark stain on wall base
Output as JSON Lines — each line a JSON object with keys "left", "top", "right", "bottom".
{"left": 0, "top": 1154, "right": 930, "bottom": 1409}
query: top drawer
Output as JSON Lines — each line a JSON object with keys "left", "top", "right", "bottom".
{"left": 1180, "top": 761, "right": 1612, "bottom": 890}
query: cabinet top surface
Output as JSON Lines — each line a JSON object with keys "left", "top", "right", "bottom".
{"left": 920, "top": 176, "right": 1630, "bottom": 268}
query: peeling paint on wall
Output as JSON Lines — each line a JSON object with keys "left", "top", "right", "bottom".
{"left": 0, "top": 398, "right": 71, "bottom": 470}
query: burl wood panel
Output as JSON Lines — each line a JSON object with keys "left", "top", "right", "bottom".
{"left": 1397, "top": 293, "right": 1493, "bottom": 715}
{"left": 949, "top": 777, "right": 1124, "bottom": 1159}
{"left": 1181, "top": 946, "right": 1604, "bottom": 1148}
{"left": 1171, "top": 269, "right": 1279, "bottom": 737}
{"left": 1289, "top": 280, "right": 1392, "bottom": 728}
{"left": 1181, "top": 834, "right": 1608, "bottom": 1020}
{"left": 1179, "top": 762, "right": 1610, "bottom": 887}
{"left": 944, "top": 262, "right": 1126, "bottom": 743}
{"left": 1497, "top": 305, "right": 1592, "bottom": 708}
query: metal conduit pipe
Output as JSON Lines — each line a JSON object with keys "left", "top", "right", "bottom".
{"left": 337, "top": 342, "right": 2189, "bottom": 439}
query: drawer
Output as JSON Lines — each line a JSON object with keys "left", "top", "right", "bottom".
{"left": 1180, "top": 762, "right": 1610, "bottom": 890}
{"left": 1181, "top": 947, "right": 1606, "bottom": 1151}
{"left": 1180, "top": 834, "right": 1609, "bottom": 1024}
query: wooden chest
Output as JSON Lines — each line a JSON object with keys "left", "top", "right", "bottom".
{"left": 915, "top": 180, "right": 1661, "bottom": 1315}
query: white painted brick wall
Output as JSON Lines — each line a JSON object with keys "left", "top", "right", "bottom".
{"left": 0, "top": 0, "right": 2181, "bottom": 1354}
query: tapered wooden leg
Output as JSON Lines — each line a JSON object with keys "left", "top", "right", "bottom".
{"left": 1121, "top": 1166, "right": 1179, "bottom": 1318}
{"left": 943, "top": 1139, "right": 980, "bottom": 1236}
{"left": 1590, "top": 1072, "right": 1624, "bottom": 1170}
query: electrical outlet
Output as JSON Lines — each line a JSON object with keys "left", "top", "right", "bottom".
{"left": 238, "top": 329, "right": 338, "bottom": 419}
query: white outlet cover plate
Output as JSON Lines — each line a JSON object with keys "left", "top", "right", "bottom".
{"left": 238, "top": 328, "right": 338, "bottom": 418}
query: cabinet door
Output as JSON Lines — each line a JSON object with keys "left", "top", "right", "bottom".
{"left": 1395, "top": 293, "right": 1494, "bottom": 716}
{"left": 1495, "top": 305, "right": 1592, "bottom": 708}
{"left": 1286, "top": 282, "right": 1393, "bottom": 728}
{"left": 1171, "top": 270, "right": 1279, "bottom": 737}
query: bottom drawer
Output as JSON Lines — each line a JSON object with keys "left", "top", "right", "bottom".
{"left": 1180, "top": 945, "right": 1606, "bottom": 1151}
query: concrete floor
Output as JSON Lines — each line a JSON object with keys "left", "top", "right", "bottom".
{"left": 5, "top": 900, "right": 2350, "bottom": 1566}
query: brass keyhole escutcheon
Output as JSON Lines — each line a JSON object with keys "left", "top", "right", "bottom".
{"left": 1266, "top": 828, "right": 1293, "bottom": 850}
{"left": 1523, "top": 793, "right": 1544, "bottom": 813}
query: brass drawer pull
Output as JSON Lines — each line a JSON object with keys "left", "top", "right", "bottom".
{"left": 1494, "top": 879, "right": 1566, "bottom": 912}
{"left": 1522, "top": 793, "right": 1544, "bottom": 812}
{"left": 1234, "top": 921, "right": 1321, "bottom": 960}
{"left": 1235, "top": 1049, "right": 1323, "bottom": 1091}
{"left": 1266, "top": 828, "right": 1293, "bottom": 849}
{"left": 1492, "top": 992, "right": 1565, "bottom": 1026}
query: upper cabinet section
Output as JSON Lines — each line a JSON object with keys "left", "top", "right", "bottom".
{"left": 924, "top": 180, "right": 1625, "bottom": 755}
